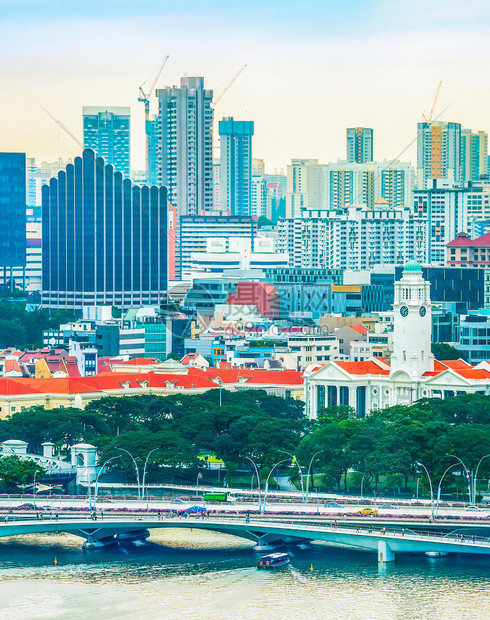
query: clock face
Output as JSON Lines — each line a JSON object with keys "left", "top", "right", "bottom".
{"left": 419, "top": 306, "right": 427, "bottom": 317}
{"left": 400, "top": 305, "right": 409, "bottom": 317}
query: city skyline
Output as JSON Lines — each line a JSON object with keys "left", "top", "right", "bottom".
{"left": 2, "top": 1, "right": 490, "bottom": 171}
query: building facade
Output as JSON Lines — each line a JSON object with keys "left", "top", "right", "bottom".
{"left": 0, "top": 153, "right": 26, "bottom": 279}
{"left": 346, "top": 127, "right": 373, "bottom": 163}
{"left": 413, "top": 179, "right": 484, "bottom": 264}
{"left": 219, "top": 118, "right": 254, "bottom": 216}
{"left": 417, "top": 121, "right": 461, "bottom": 188}
{"left": 277, "top": 205, "right": 428, "bottom": 270}
{"left": 153, "top": 77, "right": 214, "bottom": 215}
{"left": 305, "top": 262, "right": 490, "bottom": 418}
{"left": 82, "top": 107, "right": 130, "bottom": 176}
{"left": 179, "top": 214, "right": 256, "bottom": 275}
{"left": 41, "top": 149, "right": 167, "bottom": 310}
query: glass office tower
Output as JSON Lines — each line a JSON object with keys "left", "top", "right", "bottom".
{"left": 42, "top": 149, "right": 167, "bottom": 310}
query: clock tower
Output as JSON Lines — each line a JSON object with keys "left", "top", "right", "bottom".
{"left": 390, "top": 260, "right": 434, "bottom": 377}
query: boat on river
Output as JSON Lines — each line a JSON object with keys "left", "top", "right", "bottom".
{"left": 257, "top": 552, "right": 290, "bottom": 569}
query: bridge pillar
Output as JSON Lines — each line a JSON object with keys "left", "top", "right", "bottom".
{"left": 378, "top": 540, "right": 395, "bottom": 563}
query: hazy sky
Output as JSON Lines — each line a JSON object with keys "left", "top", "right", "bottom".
{"left": 2, "top": 0, "right": 490, "bottom": 171}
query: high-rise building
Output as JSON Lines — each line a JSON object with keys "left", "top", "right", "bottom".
{"left": 219, "top": 117, "right": 254, "bottom": 216}
{"left": 153, "top": 77, "right": 214, "bottom": 216}
{"left": 413, "top": 179, "right": 486, "bottom": 265}
{"left": 285, "top": 159, "right": 322, "bottom": 218}
{"left": 252, "top": 158, "right": 265, "bottom": 176}
{"left": 346, "top": 127, "right": 373, "bottom": 163}
{"left": 277, "top": 204, "right": 428, "bottom": 270}
{"left": 416, "top": 120, "right": 461, "bottom": 187}
{"left": 461, "top": 129, "right": 488, "bottom": 182}
{"left": 326, "top": 161, "right": 414, "bottom": 212}
{"left": 83, "top": 107, "right": 130, "bottom": 176}
{"left": 42, "top": 149, "right": 167, "bottom": 310}
{"left": 0, "top": 153, "right": 26, "bottom": 277}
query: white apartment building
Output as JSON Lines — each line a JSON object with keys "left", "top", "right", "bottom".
{"left": 413, "top": 179, "right": 490, "bottom": 265}
{"left": 285, "top": 159, "right": 414, "bottom": 218}
{"left": 277, "top": 204, "right": 428, "bottom": 270}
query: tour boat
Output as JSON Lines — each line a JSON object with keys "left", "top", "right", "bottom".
{"left": 425, "top": 551, "right": 448, "bottom": 558}
{"left": 257, "top": 552, "right": 290, "bottom": 569}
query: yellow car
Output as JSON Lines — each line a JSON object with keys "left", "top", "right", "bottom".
{"left": 357, "top": 508, "right": 378, "bottom": 515}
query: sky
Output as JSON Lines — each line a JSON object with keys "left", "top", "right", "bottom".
{"left": 1, "top": 0, "right": 490, "bottom": 172}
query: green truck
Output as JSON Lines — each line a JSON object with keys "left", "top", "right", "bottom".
{"left": 203, "top": 492, "right": 236, "bottom": 503}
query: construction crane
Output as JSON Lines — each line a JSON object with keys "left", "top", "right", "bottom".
{"left": 422, "top": 81, "right": 442, "bottom": 124}
{"left": 139, "top": 55, "right": 170, "bottom": 174}
{"left": 212, "top": 64, "right": 247, "bottom": 108}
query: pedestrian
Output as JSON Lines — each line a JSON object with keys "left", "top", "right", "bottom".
{"left": 4, "top": 515, "right": 7, "bottom": 523}
{"left": 382, "top": 527, "right": 386, "bottom": 535}
{"left": 55, "top": 513, "right": 59, "bottom": 521}
{"left": 402, "top": 528, "right": 405, "bottom": 536}
{"left": 246, "top": 513, "right": 250, "bottom": 523}
{"left": 472, "top": 535, "right": 475, "bottom": 543}
{"left": 157, "top": 511, "right": 161, "bottom": 521}
{"left": 369, "top": 526, "right": 372, "bottom": 533}
{"left": 356, "top": 525, "right": 359, "bottom": 532}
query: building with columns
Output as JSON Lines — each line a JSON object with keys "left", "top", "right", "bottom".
{"left": 305, "top": 261, "right": 490, "bottom": 418}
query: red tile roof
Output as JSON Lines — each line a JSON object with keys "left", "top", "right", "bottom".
{"left": 335, "top": 361, "right": 391, "bottom": 375}
{"left": 119, "top": 357, "right": 159, "bottom": 365}
{"left": 447, "top": 232, "right": 490, "bottom": 247}
{"left": 349, "top": 325, "right": 368, "bottom": 335}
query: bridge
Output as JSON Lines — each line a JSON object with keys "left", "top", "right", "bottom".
{"left": 1, "top": 515, "right": 490, "bottom": 562}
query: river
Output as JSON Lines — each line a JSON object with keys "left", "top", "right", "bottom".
{"left": 0, "top": 529, "right": 489, "bottom": 619}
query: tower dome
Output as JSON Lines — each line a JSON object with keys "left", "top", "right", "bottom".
{"left": 403, "top": 260, "right": 422, "bottom": 273}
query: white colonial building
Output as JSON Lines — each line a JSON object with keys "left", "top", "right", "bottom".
{"left": 305, "top": 261, "right": 490, "bottom": 418}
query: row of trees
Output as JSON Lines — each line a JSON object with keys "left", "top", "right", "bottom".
{"left": 0, "top": 301, "right": 78, "bottom": 349}
{"left": 0, "top": 391, "right": 489, "bottom": 495}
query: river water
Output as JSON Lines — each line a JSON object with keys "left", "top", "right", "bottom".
{"left": 0, "top": 529, "right": 489, "bottom": 620}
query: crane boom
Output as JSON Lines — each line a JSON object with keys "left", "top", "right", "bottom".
{"left": 139, "top": 55, "right": 170, "bottom": 178}
{"left": 212, "top": 64, "right": 247, "bottom": 107}
{"left": 422, "top": 80, "right": 442, "bottom": 123}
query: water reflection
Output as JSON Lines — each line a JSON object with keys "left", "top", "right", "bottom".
{"left": 0, "top": 530, "right": 488, "bottom": 620}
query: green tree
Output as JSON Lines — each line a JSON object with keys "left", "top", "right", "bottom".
{"left": 0, "top": 456, "right": 45, "bottom": 492}
{"left": 431, "top": 342, "right": 466, "bottom": 361}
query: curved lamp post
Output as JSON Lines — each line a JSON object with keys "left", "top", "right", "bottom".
{"left": 416, "top": 461, "right": 435, "bottom": 520}
{"left": 244, "top": 456, "right": 262, "bottom": 513}
{"left": 474, "top": 454, "right": 490, "bottom": 506}
{"left": 93, "top": 455, "right": 121, "bottom": 511}
{"left": 435, "top": 462, "right": 461, "bottom": 517}
{"left": 360, "top": 476, "right": 365, "bottom": 503}
{"left": 262, "top": 459, "right": 290, "bottom": 514}
{"left": 305, "top": 450, "right": 324, "bottom": 503}
{"left": 116, "top": 448, "right": 141, "bottom": 499}
{"left": 448, "top": 454, "right": 472, "bottom": 506}
{"left": 280, "top": 450, "right": 304, "bottom": 502}
{"left": 142, "top": 447, "right": 160, "bottom": 509}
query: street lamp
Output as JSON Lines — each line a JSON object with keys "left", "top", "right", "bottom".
{"left": 33, "top": 468, "right": 38, "bottom": 510}
{"left": 216, "top": 377, "right": 223, "bottom": 407}
{"left": 416, "top": 461, "right": 435, "bottom": 520}
{"left": 416, "top": 476, "right": 420, "bottom": 501}
{"left": 196, "top": 472, "right": 203, "bottom": 496}
{"left": 92, "top": 456, "right": 121, "bottom": 512}
{"left": 116, "top": 448, "right": 141, "bottom": 499}
{"left": 142, "top": 447, "right": 160, "bottom": 510}
{"left": 448, "top": 454, "right": 472, "bottom": 506}
{"left": 305, "top": 450, "right": 324, "bottom": 503}
{"left": 474, "top": 454, "right": 490, "bottom": 506}
{"left": 279, "top": 450, "right": 304, "bottom": 502}
{"left": 244, "top": 456, "right": 262, "bottom": 513}
{"left": 262, "top": 459, "right": 290, "bottom": 514}
{"left": 360, "top": 476, "right": 365, "bottom": 503}
{"left": 435, "top": 462, "right": 461, "bottom": 517}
